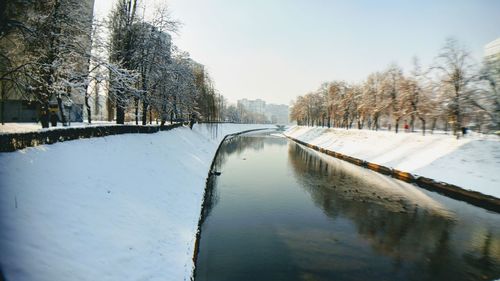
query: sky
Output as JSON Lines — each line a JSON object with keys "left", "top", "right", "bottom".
{"left": 94, "top": 0, "right": 500, "bottom": 105}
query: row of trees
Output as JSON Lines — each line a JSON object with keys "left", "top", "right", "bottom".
{"left": 104, "top": 0, "right": 222, "bottom": 125}
{"left": 290, "top": 38, "right": 500, "bottom": 136}
{"left": 1, "top": 0, "right": 224, "bottom": 127}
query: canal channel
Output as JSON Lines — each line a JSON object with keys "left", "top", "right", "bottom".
{"left": 194, "top": 131, "right": 500, "bottom": 281}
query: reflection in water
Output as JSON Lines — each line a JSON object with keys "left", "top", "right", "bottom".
{"left": 222, "top": 134, "right": 283, "bottom": 156}
{"left": 288, "top": 143, "right": 454, "bottom": 216}
{"left": 202, "top": 134, "right": 281, "bottom": 224}
{"left": 200, "top": 175, "right": 219, "bottom": 226}
{"left": 288, "top": 143, "right": 500, "bottom": 281}
{"left": 212, "top": 134, "right": 284, "bottom": 170}
{"left": 195, "top": 133, "right": 500, "bottom": 281}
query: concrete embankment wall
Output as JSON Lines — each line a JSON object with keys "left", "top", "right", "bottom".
{"left": 0, "top": 123, "right": 185, "bottom": 152}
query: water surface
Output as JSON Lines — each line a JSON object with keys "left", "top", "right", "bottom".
{"left": 195, "top": 132, "right": 500, "bottom": 281}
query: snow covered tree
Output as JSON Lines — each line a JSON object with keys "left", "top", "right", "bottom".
{"left": 478, "top": 56, "right": 500, "bottom": 131}
{"left": 108, "top": 0, "right": 141, "bottom": 124}
{"left": 1, "top": 0, "right": 94, "bottom": 128}
{"left": 362, "top": 72, "right": 384, "bottom": 130}
{"left": 346, "top": 84, "right": 362, "bottom": 129}
{"left": 195, "top": 67, "right": 221, "bottom": 122}
{"left": 381, "top": 64, "right": 405, "bottom": 132}
{"left": 398, "top": 57, "right": 437, "bottom": 134}
{"left": 224, "top": 104, "right": 240, "bottom": 122}
{"left": 290, "top": 96, "right": 308, "bottom": 125}
{"left": 128, "top": 6, "right": 178, "bottom": 125}
{"left": 432, "top": 38, "right": 478, "bottom": 137}
{"left": 145, "top": 49, "right": 204, "bottom": 126}
{"left": 86, "top": 17, "right": 141, "bottom": 124}
{"left": 326, "top": 81, "right": 348, "bottom": 127}
{"left": 132, "top": 22, "right": 171, "bottom": 124}
{"left": 103, "top": 1, "right": 181, "bottom": 125}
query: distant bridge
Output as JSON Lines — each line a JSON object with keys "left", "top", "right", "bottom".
{"left": 276, "top": 124, "right": 286, "bottom": 131}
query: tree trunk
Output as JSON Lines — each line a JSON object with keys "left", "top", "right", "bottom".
{"left": 40, "top": 101, "right": 50, "bottom": 128}
{"left": 57, "top": 96, "right": 67, "bottom": 126}
{"left": 41, "top": 0, "right": 61, "bottom": 129}
{"left": 134, "top": 97, "right": 139, "bottom": 125}
{"left": 1, "top": 83, "right": 5, "bottom": 125}
{"left": 116, "top": 102, "right": 125, "bottom": 124}
{"left": 454, "top": 88, "right": 461, "bottom": 139}
{"left": 141, "top": 99, "right": 148, "bottom": 125}
{"left": 107, "top": 96, "right": 115, "bottom": 122}
{"left": 85, "top": 95, "right": 91, "bottom": 124}
{"left": 0, "top": 99, "right": 4, "bottom": 125}
{"left": 419, "top": 117, "right": 426, "bottom": 136}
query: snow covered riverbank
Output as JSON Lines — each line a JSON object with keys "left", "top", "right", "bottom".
{"left": 285, "top": 126, "right": 500, "bottom": 199}
{"left": 0, "top": 123, "right": 271, "bottom": 281}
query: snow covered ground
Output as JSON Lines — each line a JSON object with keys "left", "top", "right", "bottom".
{"left": 0, "top": 123, "right": 271, "bottom": 281}
{"left": 285, "top": 126, "right": 500, "bottom": 199}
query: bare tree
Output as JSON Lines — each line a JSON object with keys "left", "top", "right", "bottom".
{"left": 288, "top": 38, "right": 498, "bottom": 135}
{"left": 108, "top": 0, "right": 140, "bottom": 124}
{"left": 363, "top": 72, "right": 384, "bottom": 130}
{"left": 381, "top": 64, "right": 404, "bottom": 132}
{"left": 478, "top": 56, "right": 500, "bottom": 131}
{"left": 432, "top": 38, "right": 478, "bottom": 138}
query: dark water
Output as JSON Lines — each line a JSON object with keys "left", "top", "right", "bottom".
{"left": 194, "top": 132, "right": 500, "bottom": 281}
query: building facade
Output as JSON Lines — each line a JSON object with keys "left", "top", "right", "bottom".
{"left": 237, "top": 98, "right": 267, "bottom": 115}
{"left": 485, "top": 37, "right": 500, "bottom": 63}
{"left": 265, "top": 103, "right": 289, "bottom": 124}
{"left": 236, "top": 98, "right": 289, "bottom": 124}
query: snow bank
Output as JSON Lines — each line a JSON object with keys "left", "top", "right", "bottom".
{"left": 285, "top": 126, "right": 500, "bottom": 199}
{"left": 0, "top": 123, "right": 271, "bottom": 281}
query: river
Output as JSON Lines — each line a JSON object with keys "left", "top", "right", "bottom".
{"left": 194, "top": 131, "right": 500, "bottom": 281}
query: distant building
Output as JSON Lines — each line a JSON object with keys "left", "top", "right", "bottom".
{"left": 485, "top": 37, "right": 500, "bottom": 61}
{"left": 236, "top": 98, "right": 289, "bottom": 124}
{"left": 237, "top": 98, "right": 266, "bottom": 115}
{"left": 265, "top": 103, "right": 289, "bottom": 124}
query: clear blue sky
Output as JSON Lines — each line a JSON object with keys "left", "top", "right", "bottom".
{"left": 94, "top": 0, "right": 500, "bottom": 105}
